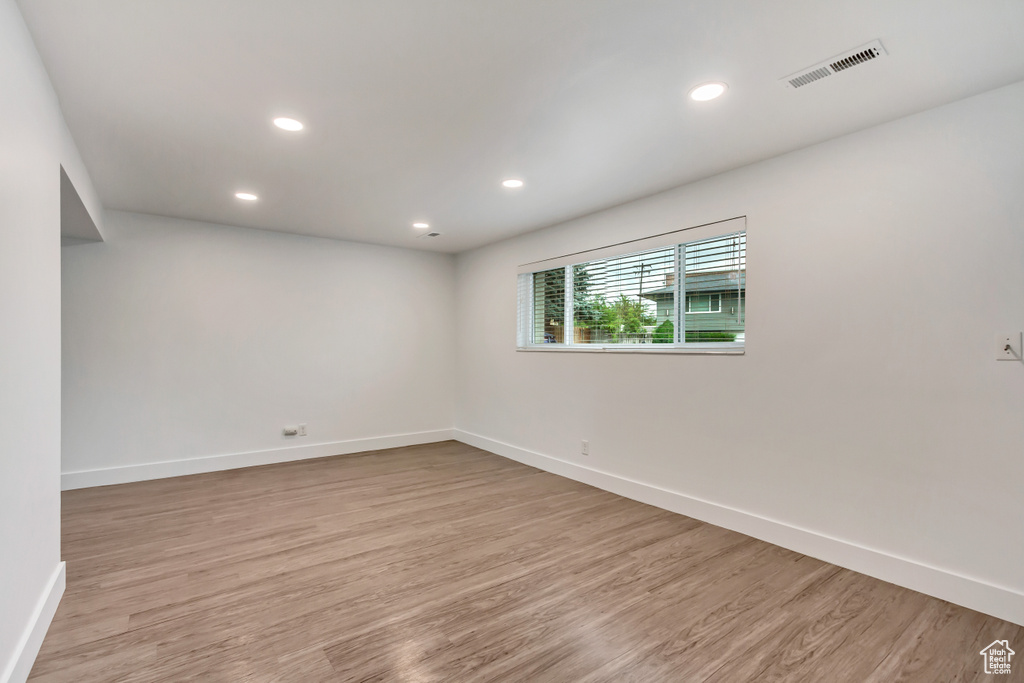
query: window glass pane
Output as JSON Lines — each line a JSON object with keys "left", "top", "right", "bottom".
{"left": 686, "top": 294, "right": 716, "bottom": 312}
{"left": 684, "top": 234, "right": 745, "bottom": 343}
{"left": 517, "top": 227, "right": 746, "bottom": 350}
{"left": 572, "top": 246, "right": 675, "bottom": 344}
{"left": 532, "top": 268, "right": 565, "bottom": 343}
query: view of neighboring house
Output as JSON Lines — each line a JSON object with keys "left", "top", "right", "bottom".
{"left": 642, "top": 269, "right": 746, "bottom": 341}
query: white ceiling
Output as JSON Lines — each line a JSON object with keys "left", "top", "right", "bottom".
{"left": 17, "top": 0, "right": 1024, "bottom": 253}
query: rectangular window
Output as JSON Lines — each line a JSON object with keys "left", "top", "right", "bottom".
{"left": 517, "top": 218, "right": 745, "bottom": 353}
{"left": 685, "top": 293, "right": 721, "bottom": 313}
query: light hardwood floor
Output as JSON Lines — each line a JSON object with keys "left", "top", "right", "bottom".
{"left": 31, "top": 441, "right": 1023, "bottom": 682}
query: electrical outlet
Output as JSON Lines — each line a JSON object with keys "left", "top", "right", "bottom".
{"left": 283, "top": 426, "right": 298, "bottom": 436}
{"left": 996, "top": 332, "right": 1022, "bottom": 361}
{"left": 298, "top": 423, "right": 307, "bottom": 437}
{"left": 581, "top": 440, "right": 589, "bottom": 456}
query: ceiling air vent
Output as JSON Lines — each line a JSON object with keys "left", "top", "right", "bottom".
{"left": 780, "top": 40, "right": 887, "bottom": 89}
{"left": 417, "top": 231, "right": 441, "bottom": 239}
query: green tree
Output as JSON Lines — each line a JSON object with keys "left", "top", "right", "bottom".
{"left": 572, "top": 264, "right": 600, "bottom": 328}
{"left": 588, "top": 295, "right": 655, "bottom": 340}
{"left": 537, "top": 268, "right": 565, "bottom": 322}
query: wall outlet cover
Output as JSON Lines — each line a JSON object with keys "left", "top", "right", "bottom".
{"left": 996, "top": 332, "right": 1022, "bottom": 360}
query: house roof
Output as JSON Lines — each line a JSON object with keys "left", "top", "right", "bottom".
{"left": 641, "top": 270, "right": 746, "bottom": 300}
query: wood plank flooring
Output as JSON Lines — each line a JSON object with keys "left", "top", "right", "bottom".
{"left": 30, "top": 441, "right": 1023, "bottom": 682}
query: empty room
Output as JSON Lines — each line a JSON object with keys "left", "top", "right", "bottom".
{"left": 3, "top": 0, "right": 1024, "bottom": 681}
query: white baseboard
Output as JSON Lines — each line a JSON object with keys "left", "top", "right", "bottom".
{"left": 2, "top": 562, "right": 65, "bottom": 683}
{"left": 453, "top": 429, "right": 1024, "bottom": 627}
{"left": 61, "top": 429, "right": 455, "bottom": 490}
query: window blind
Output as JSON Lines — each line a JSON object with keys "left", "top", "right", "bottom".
{"left": 516, "top": 216, "right": 744, "bottom": 275}
{"left": 530, "top": 268, "right": 566, "bottom": 345}
{"left": 517, "top": 218, "right": 745, "bottom": 350}
{"left": 571, "top": 246, "right": 675, "bottom": 345}
{"left": 684, "top": 233, "right": 745, "bottom": 342}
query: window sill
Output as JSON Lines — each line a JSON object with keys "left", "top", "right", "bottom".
{"left": 516, "top": 343, "right": 744, "bottom": 355}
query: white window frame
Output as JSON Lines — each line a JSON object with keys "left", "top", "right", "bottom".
{"left": 685, "top": 292, "right": 722, "bottom": 314}
{"left": 516, "top": 217, "right": 745, "bottom": 355}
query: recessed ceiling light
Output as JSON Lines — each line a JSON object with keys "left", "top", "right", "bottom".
{"left": 273, "top": 117, "right": 304, "bottom": 131}
{"left": 689, "top": 82, "right": 727, "bottom": 101}
{"left": 413, "top": 222, "right": 430, "bottom": 229}
{"left": 502, "top": 179, "right": 524, "bottom": 188}
{"left": 235, "top": 192, "right": 258, "bottom": 201}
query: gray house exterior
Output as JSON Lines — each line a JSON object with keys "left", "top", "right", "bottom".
{"left": 641, "top": 270, "right": 745, "bottom": 338}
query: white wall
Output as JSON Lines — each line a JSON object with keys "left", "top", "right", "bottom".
{"left": 0, "top": 0, "right": 95, "bottom": 679}
{"left": 455, "top": 81, "right": 1024, "bottom": 623}
{"left": 61, "top": 211, "right": 456, "bottom": 483}
{"left": 58, "top": 126, "right": 104, "bottom": 239}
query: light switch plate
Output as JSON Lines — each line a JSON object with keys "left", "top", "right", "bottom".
{"left": 996, "top": 332, "right": 1022, "bottom": 360}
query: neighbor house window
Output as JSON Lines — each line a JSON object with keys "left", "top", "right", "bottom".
{"left": 685, "top": 293, "right": 721, "bottom": 313}
{"left": 516, "top": 217, "right": 745, "bottom": 352}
